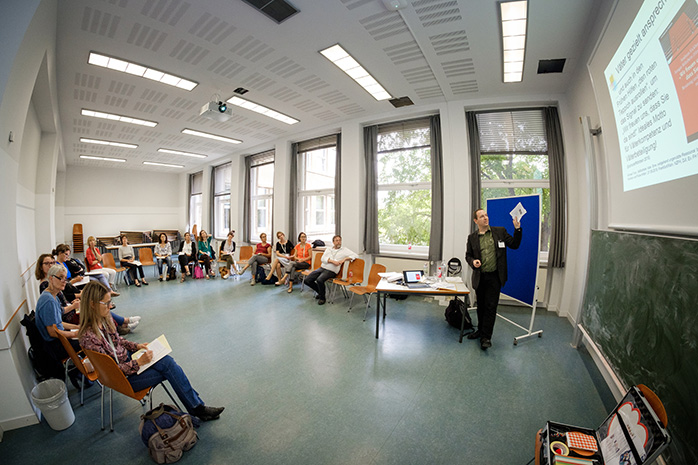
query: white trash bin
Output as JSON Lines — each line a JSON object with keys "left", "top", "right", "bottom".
{"left": 31, "top": 379, "right": 75, "bottom": 431}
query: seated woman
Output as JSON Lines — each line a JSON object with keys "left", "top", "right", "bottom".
{"left": 78, "top": 281, "right": 225, "bottom": 421}
{"left": 54, "top": 243, "right": 113, "bottom": 292}
{"left": 118, "top": 235, "right": 148, "bottom": 287}
{"left": 35, "top": 264, "right": 82, "bottom": 370}
{"left": 177, "top": 232, "right": 197, "bottom": 283}
{"left": 35, "top": 254, "right": 140, "bottom": 332}
{"left": 197, "top": 230, "right": 215, "bottom": 279}
{"left": 263, "top": 231, "right": 294, "bottom": 283}
{"left": 85, "top": 236, "right": 119, "bottom": 295}
{"left": 277, "top": 232, "right": 312, "bottom": 293}
{"left": 154, "top": 233, "right": 173, "bottom": 281}
{"left": 219, "top": 230, "right": 237, "bottom": 277}
{"left": 238, "top": 233, "right": 271, "bottom": 285}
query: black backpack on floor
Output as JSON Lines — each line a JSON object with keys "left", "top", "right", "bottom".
{"left": 166, "top": 266, "right": 177, "bottom": 281}
{"left": 445, "top": 297, "right": 473, "bottom": 330}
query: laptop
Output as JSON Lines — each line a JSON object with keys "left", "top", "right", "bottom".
{"left": 402, "top": 270, "right": 430, "bottom": 289}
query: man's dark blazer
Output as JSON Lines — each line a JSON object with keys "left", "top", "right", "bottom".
{"left": 465, "top": 226, "right": 522, "bottom": 290}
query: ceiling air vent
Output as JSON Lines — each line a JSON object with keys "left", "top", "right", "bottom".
{"left": 537, "top": 59, "right": 566, "bottom": 74}
{"left": 240, "top": 0, "right": 299, "bottom": 24}
{"left": 389, "top": 96, "right": 414, "bottom": 108}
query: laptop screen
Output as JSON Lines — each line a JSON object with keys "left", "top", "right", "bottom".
{"left": 403, "top": 270, "right": 424, "bottom": 283}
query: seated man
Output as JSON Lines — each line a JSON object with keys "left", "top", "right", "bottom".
{"left": 304, "top": 235, "right": 357, "bottom": 305}
{"left": 35, "top": 264, "right": 83, "bottom": 383}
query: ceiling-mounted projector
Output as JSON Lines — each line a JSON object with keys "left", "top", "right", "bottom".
{"left": 200, "top": 101, "right": 233, "bottom": 122}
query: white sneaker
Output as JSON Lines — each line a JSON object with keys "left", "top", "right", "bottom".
{"left": 130, "top": 316, "right": 141, "bottom": 323}
{"left": 128, "top": 320, "right": 140, "bottom": 330}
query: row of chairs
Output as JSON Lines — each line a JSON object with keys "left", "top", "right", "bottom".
{"left": 54, "top": 325, "right": 179, "bottom": 432}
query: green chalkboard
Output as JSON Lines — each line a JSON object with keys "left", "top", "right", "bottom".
{"left": 581, "top": 230, "right": 698, "bottom": 465}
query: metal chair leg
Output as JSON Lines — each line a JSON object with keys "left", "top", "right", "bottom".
{"left": 100, "top": 384, "right": 105, "bottom": 430}
{"left": 109, "top": 389, "right": 114, "bottom": 432}
{"left": 363, "top": 294, "right": 373, "bottom": 321}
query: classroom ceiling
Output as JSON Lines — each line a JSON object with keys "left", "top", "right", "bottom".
{"left": 55, "top": 0, "right": 598, "bottom": 172}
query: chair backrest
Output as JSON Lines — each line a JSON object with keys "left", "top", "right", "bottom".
{"left": 238, "top": 245, "right": 253, "bottom": 261}
{"left": 311, "top": 251, "right": 323, "bottom": 270}
{"left": 191, "top": 224, "right": 198, "bottom": 240}
{"left": 102, "top": 252, "right": 117, "bottom": 270}
{"left": 139, "top": 247, "right": 154, "bottom": 262}
{"left": 367, "top": 264, "right": 387, "bottom": 287}
{"left": 347, "top": 258, "right": 365, "bottom": 284}
{"left": 55, "top": 326, "right": 92, "bottom": 378}
{"left": 82, "top": 348, "right": 142, "bottom": 399}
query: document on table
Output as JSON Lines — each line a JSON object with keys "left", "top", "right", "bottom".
{"left": 133, "top": 334, "right": 172, "bottom": 375}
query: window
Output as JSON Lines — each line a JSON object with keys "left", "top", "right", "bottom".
{"left": 248, "top": 150, "right": 274, "bottom": 242}
{"left": 188, "top": 171, "right": 203, "bottom": 233}
{"left": 376, "top": 118, "right": 432, "bottom": 255}
{"left": 476, "top": 109, "right": 551, "bottom": 254}
{"left": 212, "top": 163, "right": 231, "bottom": 240}
{"left": 296, "top": 135, "right": 337, "bottom": 243}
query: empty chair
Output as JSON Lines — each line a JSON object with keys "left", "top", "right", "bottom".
{"left": 137, "top": 247, "right": 157, "bottom": 278}
{"left": 237, "top": 245, "right": 253, "bottom": 269}
{"left": 55, "top": 328, "right": 100, "bottom": 405}
{"left": 348, "top": 264, "right": 386, "bottom": 321}
{"left": 82, "top": 348, "right": 180, "bottom": 431}
{"left": 102, "top": 252, "right": 127, "bottom": 286}
{"left": 330, "top": 258, "right": 365, "bottom": 303}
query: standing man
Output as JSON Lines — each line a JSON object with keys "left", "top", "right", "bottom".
{"left": 465, "top": 208, "right": 522, "bottom": 350}
{"left": 305, "top": 235, "right": 357, "bottom": 305}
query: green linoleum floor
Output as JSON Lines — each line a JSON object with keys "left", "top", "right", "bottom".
{"left": 0, "top": 274, "right": 613, "bottom": 464}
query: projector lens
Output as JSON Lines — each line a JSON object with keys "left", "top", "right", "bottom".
{"left": 218, "top": 102, "right": 227, "bottom": 112}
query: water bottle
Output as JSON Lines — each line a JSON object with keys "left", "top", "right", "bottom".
{"left": 437, "top": 263, "right": 443, "bottom": 280}
{"left": 423, "top": 262, "right": 429, "bottom": 279}
{"left": 348, "top": 270, "right": 353, "bottom": 282}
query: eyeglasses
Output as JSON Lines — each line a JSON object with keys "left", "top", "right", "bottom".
{"left": 99, "top": 300, "right": 112, "bottom": 306}
{"left": 43, "top": 261, "right": 55, "bottom": 266}
{"left": 51, "top": 275, "right": 68, "bottom": 282}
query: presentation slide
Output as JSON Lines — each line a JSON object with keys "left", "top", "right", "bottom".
{"left": 604, "top": 0, "right": 698, "bottom": 191}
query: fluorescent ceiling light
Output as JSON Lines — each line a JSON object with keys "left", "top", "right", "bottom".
{"left": 500, "top": 1, "right": 528, "bottom": 83}
{"left": 79, "top": 137, "right": 138, "bottom": 148}
{"left": 79, "top": 155, "right": 126, "bottom": 163}
{"left": 81, "top": 109, "right": 157, "bottom": 127}
{"left": 88, "top": 52, "right": 198, "bottom": 91}
{"left": 181, "top": 129, "right": 242, "bottom": 144}
{"left": 143, "top": 161, "right": 184, "bottom": 168}
{"left": 158, "top": 148, "right": 208, "bottom": 159}
{"left": 226, "top": 96, "right": 299, "bottom": 125}
{"left": 319, "top": 44, "right": 392, "bottom": 101}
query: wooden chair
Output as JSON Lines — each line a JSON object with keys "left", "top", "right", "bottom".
{"left": 138, "top": 247, "right": 157, "bottom": 278}
{"left": 102, "top": 252, "right": 126, "bottom": 286}
{"left": 348, "top": 264, "right": 386, "bottom": 321}
{"left": 330, "top": 258, "right": 365, "bottom": 303}
{"left": 55, "top": 328, "right": 100, "bottom": 406}
{"left": 237, "top": 245, "right": 253, "bottom": 269}
{"left": 82, "top": 348, "right": 180, "bottom": 431}
{"left": 300, "top": 252, "right": 323, "bottom": 292}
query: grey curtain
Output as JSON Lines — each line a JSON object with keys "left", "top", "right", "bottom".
{"left": 545, "top": 106, "right": 567, "bottom": 268}
{"left": 208, "top": 166, "right": 215, "bottom": 235}
{"left": 363, "top": 125, "right": 379, "bottom": 254}
{"left": 335, "top": 133, "right": 341, "bottom": 235}
{"left": 466, "top": 111, "right": 482, "bottom": 234}
{"left": 242, "top": 155, "right": 251, "bottom": 243}
{"left": 289, "top": 143, "right": 299, "bottom": 241}
{"left": 428, "top": 115, "right": 443, "bottom": 263}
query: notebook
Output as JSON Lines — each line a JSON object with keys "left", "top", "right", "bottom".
{"left": 403, "top": 270, "right": 430, "bottom": 288}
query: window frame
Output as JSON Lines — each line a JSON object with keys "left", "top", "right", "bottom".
{"left": 212, "top": 162, "right": 232, "bottom": 241}
{"left": 295, "top": 135, "right": 338, "bottom": 244}
{"left": 188, "top": 171, "right": 203, "bottom": 234}
{"left": 375, "top": 118, "right": 433, "bottom": 258}
{"left": 249, "top": 160, "right": 274, "bottom": 243}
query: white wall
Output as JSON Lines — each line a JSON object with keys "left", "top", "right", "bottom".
{"left": 63, "top": 165, "right": 183, "bottom": 242}
{"left": 0, "top": 0, "right": 57, "bottom": 431}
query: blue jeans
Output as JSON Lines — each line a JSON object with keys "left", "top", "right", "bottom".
{"left": 111, "top": 312, "right": 124, "bottom": 326}
{"left": 156, "top": 257, "right": 173, "bottom": 275}
{"left": 127, "top": 355, "right": 204, "bottom": 413}
{"left": 304, "top": 268, "right": 337, "bottom": 300}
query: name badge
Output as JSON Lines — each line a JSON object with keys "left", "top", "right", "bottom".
{"left": 498, "top": 241, "right": 505, "bottom": 248}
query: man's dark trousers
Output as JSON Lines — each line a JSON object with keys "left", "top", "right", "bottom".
{"left": 304, "top": 268, "right": 337, "bottom": 300}
{"left": 475, "top": 270, "right": 501, "bottom": 339}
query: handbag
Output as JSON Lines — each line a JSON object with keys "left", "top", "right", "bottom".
{"left": 139, "top": 403, "right": 198, "bottom": 464}
{"left": 193, "top": 265, "right": 204, "bottom": 279}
